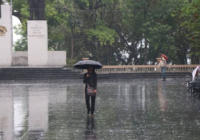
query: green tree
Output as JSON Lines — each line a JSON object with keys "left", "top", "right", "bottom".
{"left": 74, "top": 0, "right": 123, "bottom": 65}
{"left": 11, "top": 0, "right": 196, "bottom": 65}
{"left": 181, "top": 0, "right": 200, "bottom": 64}
{"left": 117, "top": 0, "right": 188, "bottom": 65}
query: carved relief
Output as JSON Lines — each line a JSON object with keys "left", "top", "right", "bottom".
{"left": 0, "top": 25, "right": 7, "bottom": 36}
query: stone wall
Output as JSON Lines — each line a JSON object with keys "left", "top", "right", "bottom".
{"left": 47, "top": 51, "right": 66, "bottom": 66}
{"left": 11, "top": 51, "right": 66, "bottom": 66}
{"left": 12, "top": 51, "right": 28, "bottom": 66}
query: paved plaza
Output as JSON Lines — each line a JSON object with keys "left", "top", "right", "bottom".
{"left": 1, "top": 78, "right": 200, "bottom": 140}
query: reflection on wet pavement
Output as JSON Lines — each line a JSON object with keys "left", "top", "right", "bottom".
{"left": 1, "top": 78, "right": 200, "bottom": 139}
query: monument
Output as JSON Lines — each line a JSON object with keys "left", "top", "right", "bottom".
{"left": 0, "top": 5, "right": 12, "bottom": 66}
{"left": 28, "top": 0, "right": 48, "bottom": 66}
{"left": 0, "top": 2, "right": 66, "bottom": 67}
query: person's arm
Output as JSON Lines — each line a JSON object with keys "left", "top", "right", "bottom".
{"left": 94, "top": 73, "right": 97, "bottom": 93}
{"left": 83, "top": 73, "right": 87, "bottom": 84}
{"left": 94, "top": 73, "right": 97, "bottom": 89}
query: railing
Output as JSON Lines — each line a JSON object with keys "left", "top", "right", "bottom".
{"left": 94, "top": 65, "right": 199, "bottom": 73}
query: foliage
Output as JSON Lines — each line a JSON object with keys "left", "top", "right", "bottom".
{"left": 5, "top": 0, "right": 200, "bottom": 65}
{"left": 86, "top": 24, "right": 118, "bottom": 46}
{"left": 14, "top": 24, "right": 27, "bottom": 51}
{"left": 181, "top": 0, "right": 200, "bottom": 63}
{"left": 66, "top": 59, "right": 76, "bottom": 66}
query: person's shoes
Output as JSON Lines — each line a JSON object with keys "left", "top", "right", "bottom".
{"left": 162, "top": 77, "right": 166, "bottom": 81}
{"left": 91, "top": 114, "right": 94, "bottom": 117}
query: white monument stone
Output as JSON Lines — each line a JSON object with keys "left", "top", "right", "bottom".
{"left": 0, "top": 5, "right": 12, "bottom": 66}
{"left": 48, "top": 51, "right": 66, "bottom": 66}
{"left": 28, "top": 20, "right": 48, "bottom": 66}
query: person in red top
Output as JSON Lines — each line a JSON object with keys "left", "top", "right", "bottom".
{"left": 157, "top": 54, "right": 167, "bottom": 81}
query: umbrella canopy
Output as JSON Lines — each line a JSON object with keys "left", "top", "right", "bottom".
{"left": 192, "top": 66, "right": 199, "bottom": 81}
{"left": 161, "top": 54, "right": 168, "bottom": 60}
{"left": 74, "top": 60, "right": 103, "bottom": 69}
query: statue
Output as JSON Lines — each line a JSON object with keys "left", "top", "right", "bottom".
{"left": 28, "top": 0, "right": 45, "bottom": 20}
{"left": 0, "top": 5, "right": 1, "bottom": 19}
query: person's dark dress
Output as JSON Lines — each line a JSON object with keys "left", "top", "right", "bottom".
{"left": 83, "top": 72, "right": 97, "bottom": 115}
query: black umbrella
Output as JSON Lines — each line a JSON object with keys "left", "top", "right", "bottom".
{"left": 74, "top": 60, "right": 103, "bottom": 69}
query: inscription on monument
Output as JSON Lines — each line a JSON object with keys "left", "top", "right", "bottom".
{"left": 29, "top": 25, "right": 45, "bottom": 39}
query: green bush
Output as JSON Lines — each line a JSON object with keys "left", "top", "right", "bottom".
{"left": 66, "top": 59, "right": 77, "bottom": 66}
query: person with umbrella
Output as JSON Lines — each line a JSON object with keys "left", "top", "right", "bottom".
{"left": 157, "top": 54, "right": 168, "bottom": 81}
{"left": 74, "top": 60, "right": 102, "bottom": 117}
{"left": 83, "top": 66, "right": 97, "bottom": 117}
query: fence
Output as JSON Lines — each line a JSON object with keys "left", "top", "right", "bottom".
{"left": 94, "top": 65, "right": 199, "bottom": 73}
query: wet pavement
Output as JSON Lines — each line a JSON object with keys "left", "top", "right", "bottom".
{"left": 1, "top": 78, "right": 200, "bottom": 140}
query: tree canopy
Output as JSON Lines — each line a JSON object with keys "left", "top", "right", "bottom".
{"left": 2, "top": 0, "right": 200, "bottom": 65}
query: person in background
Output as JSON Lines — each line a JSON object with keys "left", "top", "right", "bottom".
{"left": 195, "top": 67, "right": 200, "bottom": 79}
{"left": 83, "top": 66, "right": 97, "bottom": 117}
{"left": 157, "top": 54, "right": 167, "bottom": 81}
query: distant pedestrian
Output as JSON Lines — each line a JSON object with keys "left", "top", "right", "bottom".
{"left": 83, "top": 66, "right": 97, "bottom": 117}
{"left": 195, "top": 66, "right": 200, "bottom": 79}
{"left": 157, "top": 54, "right": 167, "bottom": 81}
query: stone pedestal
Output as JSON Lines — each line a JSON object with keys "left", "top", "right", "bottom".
{"left": 0, "top": 5, "right": 12, "bottom": 66}
{"left": 28, "top": 20, "right": 48, "bottom": 66}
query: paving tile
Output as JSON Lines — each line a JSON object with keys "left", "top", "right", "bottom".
{"left": 1, "top": 78, "right": 200, "bottom": 139}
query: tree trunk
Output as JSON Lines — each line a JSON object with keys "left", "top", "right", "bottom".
{"left": 143, "top": 36, "right": 148, "bottom": 64}
{"left": 143, "top": 1, "right": 148, "bottom": 65}
{"left": 71, "top": 32, "right": 74, "bottom": 59}
{"left": 108, "top": 47, "right": 110, "bottom": 65}
{"left": 65, "top": 35, "right": 69, "bottom": 62}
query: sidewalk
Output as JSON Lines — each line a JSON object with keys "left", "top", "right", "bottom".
{"left": 0, "top": 78, "right": 200, "bottom": 140}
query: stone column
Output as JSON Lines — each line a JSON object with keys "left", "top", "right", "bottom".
{"left": 28, "top": 20, "right": 48, "bottom": 66}
{"left": 0, "top": 5, "right": 12, "bottom": 66}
